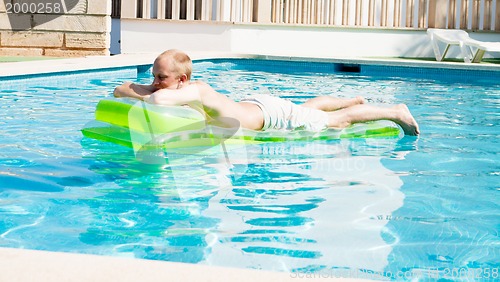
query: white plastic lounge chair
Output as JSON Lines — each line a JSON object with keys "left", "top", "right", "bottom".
{"left": 463, "top": 39, "right": 500, "bottom": 63}
{"left": 427, "top": 28, "right": 500, "bottom": 63}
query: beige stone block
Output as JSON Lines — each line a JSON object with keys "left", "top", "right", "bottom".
{"left": 33, "top": 15, "right": 108, "bottom": 33}
{"left": 0, "top": 14, "right": 10, "bottom": 29}
{"left": 0, "top": 13, "right": 32, "bottom": 30}
{"left": 44, "top": 48, "right": 109, "bottom": 57}
{"left": 1, "top": 31, "right": 63, "bottom": 47}
{"left": 0, "top": 47, "right": 43, "bottom": 56}
{"left": 65, "top": 32, "right": 109, "bottom": 49}
{"left": 66, "top": 0, "right": 89, "bottom": 14}
{"left": 87, "top": 0, "right": 111, "bottom": 15}
{"left": 1, "top": 1, "right": 6, "bottom": 13}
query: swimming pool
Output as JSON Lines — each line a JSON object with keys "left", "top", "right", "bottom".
{"left": 0, "top": 58, "right": 498, "bottom": 281}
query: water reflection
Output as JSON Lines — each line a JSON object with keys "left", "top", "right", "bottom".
{"left": 80, "top": 138, "right": 236, "bottom": 262}
{"left": 202, "top": 139, "right": 414, "bottom": 274}
{"left": 80, "top": 131, "right": 417, "bottom": 274}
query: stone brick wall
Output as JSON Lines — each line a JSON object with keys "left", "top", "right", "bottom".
{"left": 0, "top": 0, "right": 111, "bottom": 57}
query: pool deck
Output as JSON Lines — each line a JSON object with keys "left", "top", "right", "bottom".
{"left": 1, "top": 52, "right": 499, "bottom": 282}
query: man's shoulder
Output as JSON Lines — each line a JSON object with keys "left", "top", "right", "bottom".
{"left": 188, "top": 81, "right": 216, "bottom": 95}
{"left": 189, "top": 80, "right": 209, "bottom": 87}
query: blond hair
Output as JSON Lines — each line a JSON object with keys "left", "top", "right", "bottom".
{"left": 156, "top": 49, "right": 192, "bottom": 80}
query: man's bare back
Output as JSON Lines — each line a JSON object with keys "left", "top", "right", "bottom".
{"left": 147, "top": 81, "right": 266, "bottom": 130}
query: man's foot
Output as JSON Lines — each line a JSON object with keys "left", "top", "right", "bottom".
{"left": 394, "top": 104, "right": 420, "bottom": 136}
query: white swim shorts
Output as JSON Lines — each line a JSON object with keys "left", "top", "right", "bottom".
{"left": 241, "top": 94, "right": 329, "bottom": 132}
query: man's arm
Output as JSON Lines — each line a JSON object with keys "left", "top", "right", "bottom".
{"left": 113, "top": 82, "right": 156, "bottom": 100}
{"left": 146, "top": 84, "right": 202, "bottom": 106}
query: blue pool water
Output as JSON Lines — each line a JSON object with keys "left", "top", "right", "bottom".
{"left": 0, "top": 59, "right": 499, "bottom": 280}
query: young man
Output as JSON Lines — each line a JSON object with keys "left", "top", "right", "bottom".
{"left": 114, "top": 49, "right": 419, "bottom": 135}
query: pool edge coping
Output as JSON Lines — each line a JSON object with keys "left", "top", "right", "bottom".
{"left": 0, "top": 247, "right": 371, "bottom": 282}
{"left": 1, "top": 52, "right": 499, "bottom": 79}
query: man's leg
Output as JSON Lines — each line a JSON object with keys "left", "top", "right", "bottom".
{"left": 326, "top": 104, "right": 420, "bottom": 136}
{"left": 302, "top": 96, "right": 364, "bottom": 111}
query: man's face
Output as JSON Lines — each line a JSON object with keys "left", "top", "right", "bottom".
{"left": 152, "top": 58, "right": 181, "bottom": 90}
